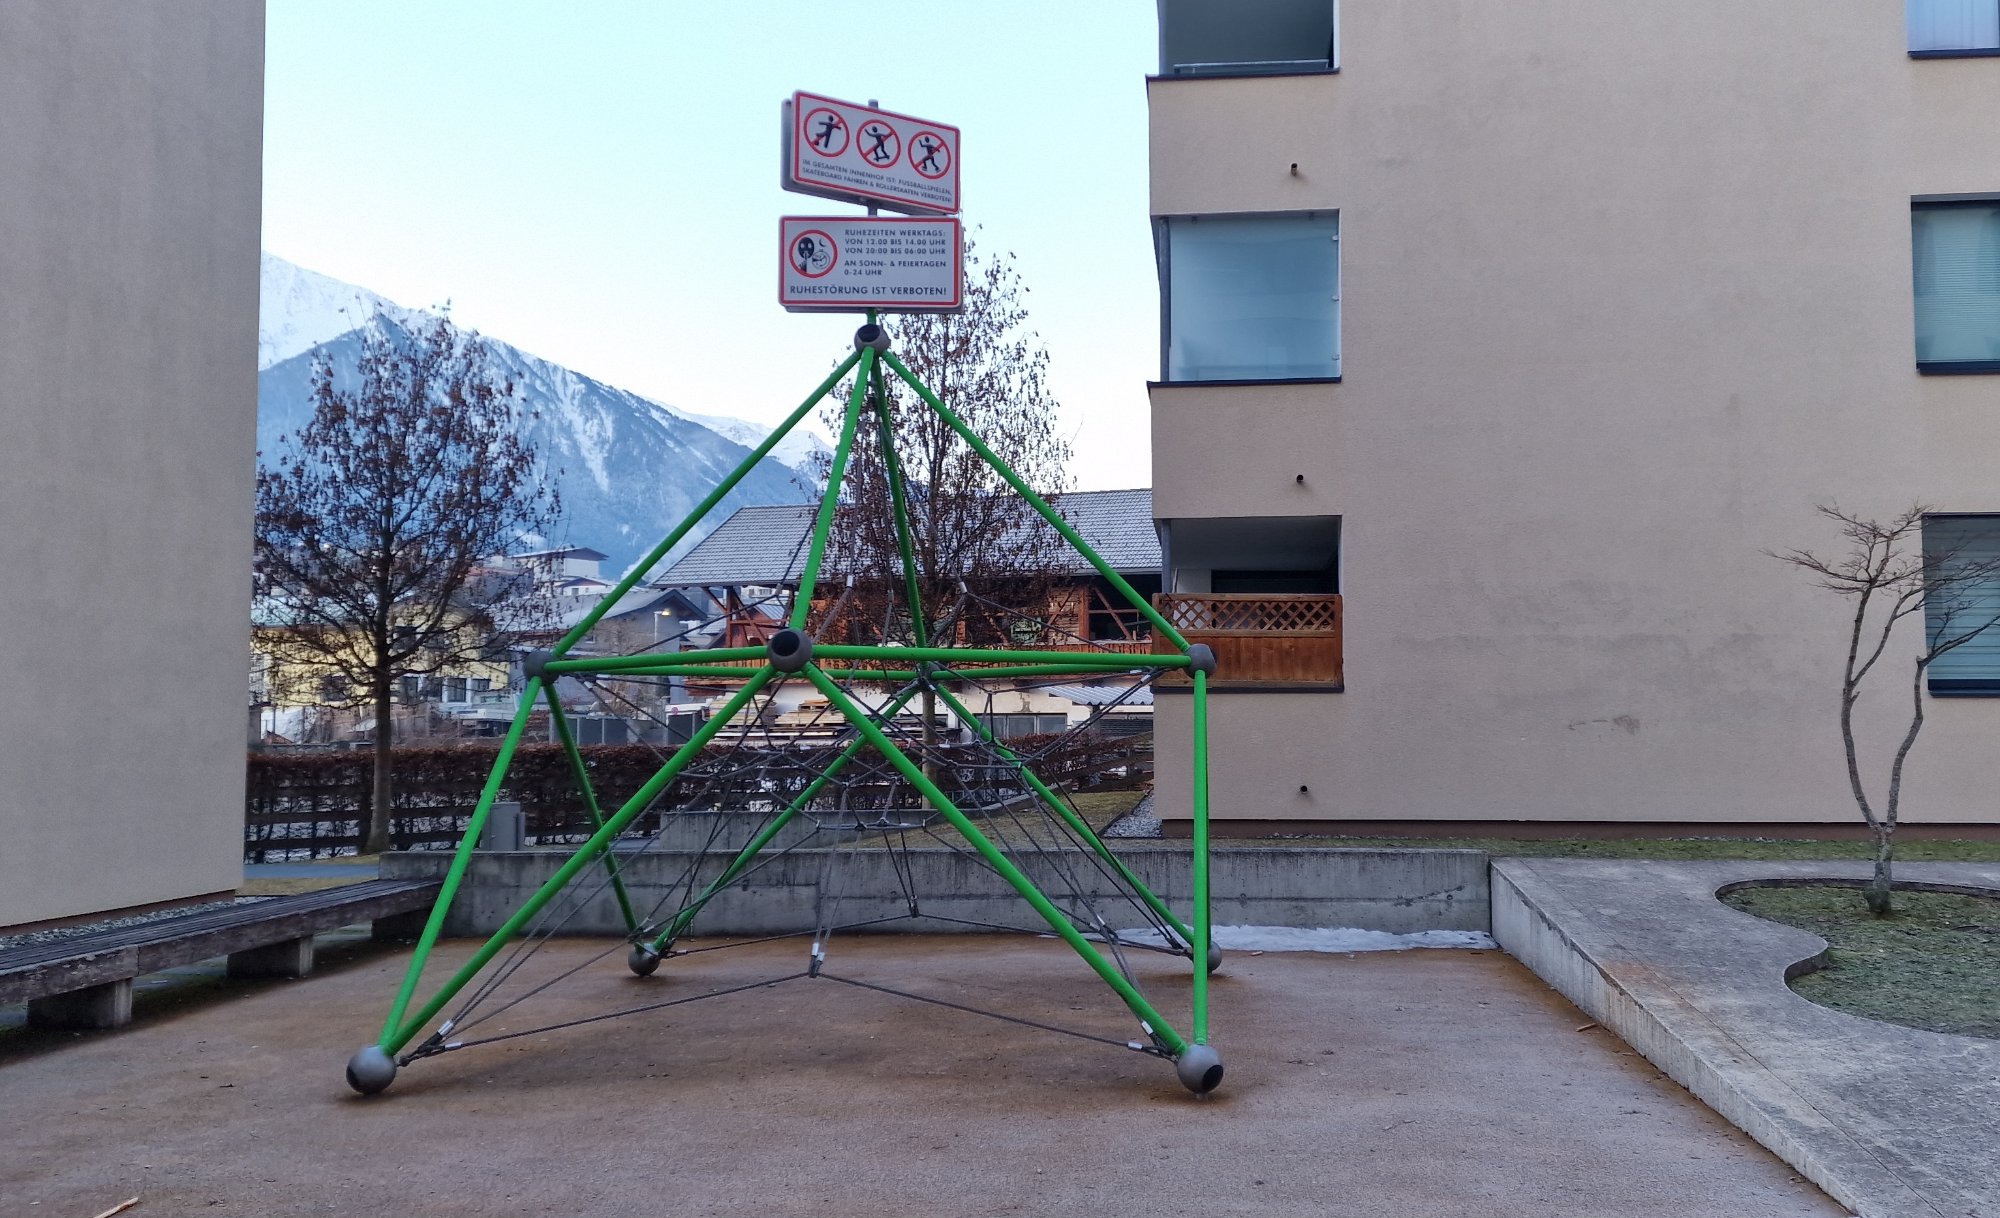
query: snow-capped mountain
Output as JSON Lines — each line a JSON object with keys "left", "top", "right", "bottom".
{"left": 257, "top": 253, "right": 822, "bottom": 574}
{"left": 259, "top": 254, "right": 423, "bottom": 369}
{"left": 650, "top": 401, "right": 832, "bottom": 478}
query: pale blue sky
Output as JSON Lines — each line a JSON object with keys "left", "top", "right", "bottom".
{"left": 262, "top": 1, "right": 1162, "bottom": 489}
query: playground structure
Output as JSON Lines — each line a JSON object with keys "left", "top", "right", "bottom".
{"left": 346, "top": 323, "right": 1222, "bottom": 1097}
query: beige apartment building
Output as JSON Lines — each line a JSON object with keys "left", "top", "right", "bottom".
{"left": 1148, "top": 1, "right": 2000, "bottom": 833}
{"left": 0, "top": 3, "right": 264, "bottom": 926}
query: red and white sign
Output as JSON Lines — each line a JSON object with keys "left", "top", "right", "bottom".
{"left": 784, "top": 92, "right": 961, "bottom": 216}
{"left": 779, "top": 216, "right": 962, "bottom": 313}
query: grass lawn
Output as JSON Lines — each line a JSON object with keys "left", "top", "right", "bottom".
{"left": 1244, "top": 835, "right": 2000, "bottom": 862}
{"left": 1722, "top": 884, "right": 2000, "bottom": 1040}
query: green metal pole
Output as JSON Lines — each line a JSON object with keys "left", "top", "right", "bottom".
{"left": 881, "top": 350, "right": 1193, "bottom": 652}
{"left": 628, "top": 665, "right": 917, "bottom": 681}
{"left": 544, "top": 646, "right": 771, "bottom": 674}
{"left": 926, "top": 682, "right": 1201, "bottom": 954}
{"left": 648, "top": 682, "right": 925, "bottom": 951}
{"left": 379, "top": 676, "right": 544, "bottom": 1043}
{"left": 803, "top": 666, "right": 1189, "bottom": 1056}
{"left": 789, "top": 348, "right": 877, "bottom": 630}
{"left": 1191, "top": 668, "right": 1212, "bottom": 1044}
{"left": 543, "top": 685, "right": 639, "bottom": 934}
{"left": 549, "top": 351, "right": 864, "bottom": 656}
{"left": 382, "top": 669, "right": 776, "bottom": 1054}
{"left": 554, "top": 645, "right": 1173, "bottom": 674}
{"left": 928, "top": 663, "right": 1155, "bottom": 680}
{"left": 871, "top": 362, "right": 931, "bottom": 648}
{"left": 602, "top": 663, "right": 1165, "bottom": 682}
{"left": 813, "top": 643, "right": 1189, "bottom": 669}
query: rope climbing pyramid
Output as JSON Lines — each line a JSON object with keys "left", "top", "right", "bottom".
{"left": 344, "top": 324, "right": 1224, "bottom": 1098}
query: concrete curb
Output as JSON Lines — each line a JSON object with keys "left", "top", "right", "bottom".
{"left": 1492, "top": 857, "right": 2000, "bottom": 1218}
{"left": 383, "top": 845, "right": 1490, "bottom": 938}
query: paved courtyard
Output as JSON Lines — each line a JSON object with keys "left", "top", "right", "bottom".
{"left": 1, "top": 936, "right": 1843, "bottom": 1216}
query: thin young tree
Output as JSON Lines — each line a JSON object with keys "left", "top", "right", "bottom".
{"left": 256, "top": 316, "right": 560, "bottom": 855}
{"left": 1772, "top": 504, "right": 2000, "bottom": 914}
{"left": 813, "top": 236, "right": 1073, "bottom": 646}
{"left": 810, "top": 237, "right": 1074, "bottom": 767}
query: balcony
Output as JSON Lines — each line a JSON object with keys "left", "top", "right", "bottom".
{"left": 1157, "top": 0, "right": 1338, "bottom": 77}
{"left": 1152, "top": 592, "right": 1343, "bottom": 688}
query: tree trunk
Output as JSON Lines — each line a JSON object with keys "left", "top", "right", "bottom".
{"left": 1864, "top": 823, "right": 1895, "bottom": 916}
{"left": 920, "top": 687, "right": 938, "bottom": 785}
{"left": 364, "top": 677, "right": 394, "bottom": 855}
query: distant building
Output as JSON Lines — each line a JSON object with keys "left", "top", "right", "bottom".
{"left": 657, "top": 490, "right": 1164, "bottom": 737}
{"left": 0, "top": 3, "right": 265, "bottom": 928}
{"left": 506, "top": 545, "right": 615, "bottom": 597}
{"left": 1146, "top": 0, "right": 2000, "bottom": 835}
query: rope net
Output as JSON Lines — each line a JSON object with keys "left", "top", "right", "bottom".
{"left": 399, "top": 587, "right": 1188, "bottom": 1069}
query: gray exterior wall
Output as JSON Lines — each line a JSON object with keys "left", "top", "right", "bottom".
{"left": 1149, "top": 1, "right": 2000, "bottom": 827}
{"left": 0, "top": 2, "right": 265, "bottom": 925}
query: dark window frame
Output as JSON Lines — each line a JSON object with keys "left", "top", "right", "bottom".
{"left": 1922, "top": 512, "right": 2000, "bottom": 694}
{"left": 1154, "top": 210, "right": 1343, "bottom": 386}
{"left": 1156, "top": 0, "right": 1339, "bottom": 78}
{"left": 1912, "top": 196, "right": 2000, "bottom": 375}
{"left": 1907, "top": 0, "right": 2000, "bottom": 55}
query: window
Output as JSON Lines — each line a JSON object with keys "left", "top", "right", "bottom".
{"left": 1909, "top": 0, "right": 2000, "bottom": 53}
{"left": 1161, "top": 214, "right": 1340, "bottom": 383}
{"left": 1923, "top": 516, "right": 2000, "bottom": 692}
{"left": 981, "top": 714, "right": 1068, "bottom": 740}
{"left": 1159, "top": 0, "right": 1337, "bottom": 76}
{"left": 1211, "top": 569, "right": 1337, "bottom": 594}
{"left": 1913, "top": 201, "right": 2000, "bottom": 373}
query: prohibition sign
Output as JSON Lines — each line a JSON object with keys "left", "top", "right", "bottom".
{"left": 801, "top": 107, "right": 849, "bottom": 158}
{"left": 856, "top": 120, "right": 901, "bottom": 169}
{"left": 789, "top": 229, "right": 838, "bottom": 278}
{"left": 907, "top": 129, "right": 952, "bottom": 180}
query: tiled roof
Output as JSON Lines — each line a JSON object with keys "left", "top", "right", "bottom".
{"left": 656, "top": 489, "right": 1159, "bottom": 587}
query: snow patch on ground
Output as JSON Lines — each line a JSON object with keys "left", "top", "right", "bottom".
{"left": 1121, "top": 924, "right": 1498, "bottom": 953}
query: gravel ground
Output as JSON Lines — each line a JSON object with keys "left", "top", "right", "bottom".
{"left": 1100, "top": 792, "right": 1161, "bottom": 838}
{"left": 0, "top": 897, "right": 273, "bottom": 952}
{"left": 0, "top": 936, "right": 1843, "bottom": 1216}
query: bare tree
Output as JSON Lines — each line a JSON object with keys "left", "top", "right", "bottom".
{"left": 813, "top": 236, "right": 1074, "bottom": 647}
{"left": 256, "top": 315, "right": 560, "bottom": 854}
{"left": 807, "top": 237, "right": 1075, "bottom": 773}
{"left": 1771, "top": 504, "right": 2000, "bottom": 914}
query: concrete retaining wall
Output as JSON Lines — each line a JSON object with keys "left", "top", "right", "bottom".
{"left": 381, "top": 844, "right": 1488, "bottom": 938}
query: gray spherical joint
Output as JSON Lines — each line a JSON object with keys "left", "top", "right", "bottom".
{"left": 853, "top": 323, "right": 892, "bottom": 352}
{"left": 768, "top": 629, "right": 815, "bottom": 674}
{"left": 522, "top": 649, "right": 555, "bottom": 682}
{"left": 345, "top": 1045, "right": 397, "bottom": 1096}
{"left": 1206, "top": 943, "right": 1224, "bottom": 975}
{"left": 1175, "top": 1043, "right": 1225, "bottom": 1095}
{"left": 627, "top": 943, "right": 662, "bottom": 977}
{"left": 1186, "top": 643, "right": 1218, "bottom": 678}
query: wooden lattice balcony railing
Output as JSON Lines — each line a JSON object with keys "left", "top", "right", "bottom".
{"left": 1152, "top": 593, "right": 1343, "bottom": 687}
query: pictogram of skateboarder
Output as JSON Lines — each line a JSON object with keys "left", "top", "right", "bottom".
{"left": 858, "top": 120, "right": 900, "bottom": 167}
